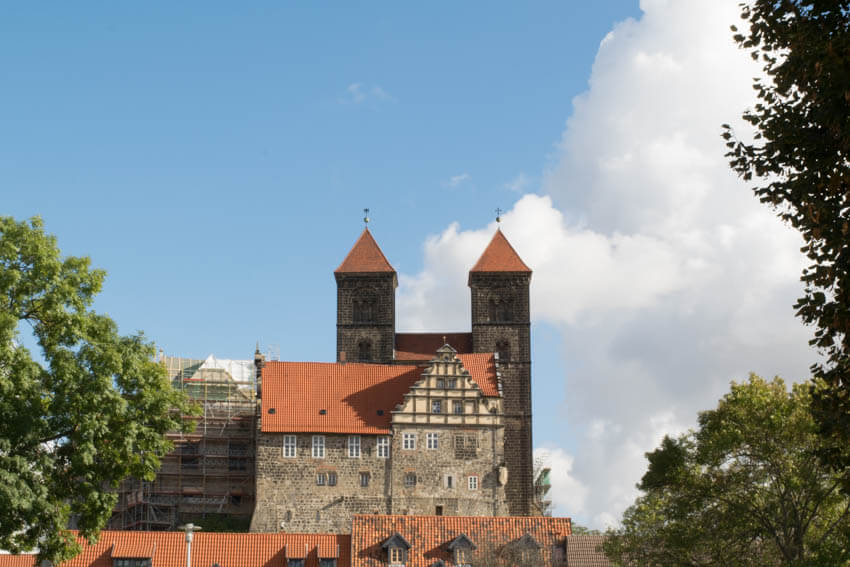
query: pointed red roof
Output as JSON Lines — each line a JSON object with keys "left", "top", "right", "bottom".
{"left": 335, "top": 228, "right": 395, "bottom": 273}
{"left": 469, "top": 229, "right": 531, "bottom": 273}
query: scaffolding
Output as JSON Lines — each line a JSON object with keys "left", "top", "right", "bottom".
{"left": 109, "top": 354, "right": 258, "bottom": 531}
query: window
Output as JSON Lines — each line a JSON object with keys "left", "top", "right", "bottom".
{"left": 312, "top": 435, "right": 325, "bottom": 458}
{"left": 496, "top": 339, "right": 511, "bottom": 362}
{"left": 316, "top": 472, "right": 326, "bottom": 486}
{"left": 287, "top": 560, "right": 305, "bottom": 567}
{"left": 319, "top": 560, "right": 337, "bottom": 567}
{"left": 348, "top": 435, "right": 361, "bottom": 458}
{"left": 447, "top": 378, "right": 457, "bottom": 388}
{"left": 353, "top": 296, "right": 376, "bottom": 323}
{"left": 403, "top": 433, "right": 416, "bottom": 450}
{"left": 435, "top": 505, "right": 443, "bottom": 516}
{"left": 445, "top": 474, "right": 455, "bottom": 489}
{"left": 360, "top": 471, "right": 370, "bottom": 487}
{"left": 436, "top": 378, "right": 445, "bottom": 389}
{"left": 357, "top": 339, "right": 372, "bottom": 362}
{"left": 114, "top": 560, "right": 152, "bottom": 567}
{"left": 427, "top": 432, "right": 439, "bottom": 450}
{"left": 404, "top": 472, "right": 416, "bottom": 488}
{"left": 328, "top": 472, "right": 337, "bottom": 486}
{"left": 377, "top": 436, "right": 390, "bottom": 458}
{"left": 468, "top": 475, "right": 478, "bottom": 490}
{"left": 389, "top": 547, "right": 406, "bottom": 565}
{"left": 489, "top": 295, "right": 514, "bottom": 322}
{"left": 453, "top": 400, "right": 463, "bottom": 415}
{"left": 283, "top": 435, "right": 297, "bottom": 457}
{"left": 431, "top": 400, "right": 442, "bottom": 414}
{"left": 455, "top": 549, "right": 471, "bottom": 566}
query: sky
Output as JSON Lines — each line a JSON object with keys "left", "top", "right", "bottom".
{"left": 2, "top": 1, "right": 816, "bottom": 528}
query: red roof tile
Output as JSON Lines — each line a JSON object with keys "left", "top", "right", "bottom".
{"left": 469, "top": 229, "right": 531, "bottom": 273}
{"left": 351, "top": 515, "right": 571, "bottom": 567}
{"left": 335, "top": 229, "right": 395, "bottom": 273}
{"left": 0, "top": 531, "right": 350, "bottom": 567}
{"left": 457, "top": 353, "right": 499, "bottom": 397}
{"left": 261, "top": 362, "right": 424, "bottom": 434}
{"left": 111, "top": 541, "right": 155, "bottom": 558}
{"left": 394, "top": 333, "right": 473, "bottom": 361}
{"left": 566, "top": 535, "right": 612, "bottom": 567}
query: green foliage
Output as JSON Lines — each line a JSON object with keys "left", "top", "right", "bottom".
{"left": 0, "top": 217, "right": 196, "bottom": 563}
{"left": 603, "top": 375, "right": 850, "bottom": 566}
{"left": 722, "top": 1, "right": 850, "bottom": 469}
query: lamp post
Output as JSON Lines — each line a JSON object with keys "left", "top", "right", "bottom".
{"left": 178, "top": 523, "right": 202, "bottom": 567}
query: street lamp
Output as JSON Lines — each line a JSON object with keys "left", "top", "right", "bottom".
{"left": 178, "top": 523, "right": 202, "bottom": 567}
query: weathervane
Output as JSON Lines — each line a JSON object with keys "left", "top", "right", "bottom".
{"left": 363, "top": 208, "right": 370, "bottom": 226}
{"left": 495, "top": 208, "right": 502, "bottom": 224}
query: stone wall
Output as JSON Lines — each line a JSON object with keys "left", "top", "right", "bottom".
{"left": 335, "top": 273, "right": 396, "bottom": 363}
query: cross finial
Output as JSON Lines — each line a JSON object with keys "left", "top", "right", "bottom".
{"left": 495, "top": 208, "right": 503, "bottom": 223}
{"left": 363, "top": 208, "right": 370, "bottom": 226}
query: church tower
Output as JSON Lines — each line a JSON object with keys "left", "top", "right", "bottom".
{"left": 335, "top": 228, "right": 397, "bottom": 363}
{"left": 469, "top": 229, "right": 533, "bottom": 515}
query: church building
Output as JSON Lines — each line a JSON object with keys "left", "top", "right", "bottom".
{"left": 250, "top": 227, "right": 533, "bottom": 533}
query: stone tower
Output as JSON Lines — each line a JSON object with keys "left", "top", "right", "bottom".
{"left": 335, "top": 228, "right": 397, "bottom": 363}
{"left": 468, "top": 229, "right": 533, "bottom": 515}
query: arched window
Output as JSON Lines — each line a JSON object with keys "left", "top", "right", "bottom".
{"left": 353, "top": 296, "right": 376, "bottom": 323}
{"left": 496, "top": 340, "right": 511, "bottom": 362}
{"left": 488, "top": 295, "right": 514, "bottom": 323}
{"left": 358, "top": 339, "right": 372, "bottom": 362}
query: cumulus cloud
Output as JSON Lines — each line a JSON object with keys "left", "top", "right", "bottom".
{"left": 397, "top": 0, "right": 817, "bottom": 528}
{"left": 505, "top": 172, "right": 531, "bottom": 193}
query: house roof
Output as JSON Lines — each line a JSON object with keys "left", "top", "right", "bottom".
{"left": 261, "top": 361, "right": 424, "bottom": 434}
{"left": 261, "top": 352, "right": 500, "bottom": 434}
{"left": 0, "top": 531, "right": 350, "bottom": 567}
{"left": 111, "top": 540, "right": 155, "bottom": 558}
{"left": 469, "top": 229, "right": 531, "bottom": 273}
{"left": 335, "top": 228, "right": 395, "bottom": 274}
{"left": 394, "top": 333, "right": 473, "bottom": 361}
{"left": 350, "top": 515, "right": 571, "bottom": 567}
{"left": 566, "top": 535, "right": 612, "bottom": 567}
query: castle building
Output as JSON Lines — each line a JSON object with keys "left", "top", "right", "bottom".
{"left": 250, "top": 227, "right": 533, "bottom": 533}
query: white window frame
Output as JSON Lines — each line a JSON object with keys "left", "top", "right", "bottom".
{"left": 402, "top": 432, "right": 416, "bottom": 450}
{"left": 348, "top": 435, "right": 361, "bottom": 458}
{"left": 312, "top": 435, "right": 325, "bottom": 458}
{"left": 377, "top": 435, "right": 390, "bottom": 458}
{"left": 426, "top": 432, "right": 439, "bottom": 450}
{"left": 283, "top": 434, "right": 297, "bottom": 458}
{"left": 468, "top": 475, "right": 479, "bottom": 490}
{"left": 445, "top": 474, "right": 455, "bottom": 489}
{"left": 453, "top": 400, "right": 464, "bottom": 415}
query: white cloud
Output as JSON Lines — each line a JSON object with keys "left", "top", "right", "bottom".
{"left": 397, "top": 0, "right": 817, "bottom": 528}
{"left": 447, "top": 173, "right": 471, "bottom": 187}
{"left": 342, "top": 83, "right": 395, "bottom": 105}
{"left": 505, "top": 172, "right": 531, "bottom": 193}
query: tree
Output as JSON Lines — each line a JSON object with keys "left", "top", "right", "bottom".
{"left": 603, "top": 375, "right": 850, "bottom": 566}
{"left": 0, "top": 217, "right": 195, "bottom": 563}
{"left": 722, "top": 1, "right": 850, "bottom": 470}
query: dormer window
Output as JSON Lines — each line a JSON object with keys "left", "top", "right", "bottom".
{"left": 114, "top": 561, "right": 152, "bottom": 567}
{"left": 446, "top": 533, "right": 476, "bottom": 567}
{"left": 382, "top": 532, "right": 411, "bottom": 567}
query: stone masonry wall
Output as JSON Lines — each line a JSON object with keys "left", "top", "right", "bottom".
{"left": 335, "top": 274, "right": 396, "bottom": 363}
{"left": 470, "top": 273, "right": 533, "bottom": 516}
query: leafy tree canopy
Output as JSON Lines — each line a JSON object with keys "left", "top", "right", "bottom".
{"left": 603, "top": 375, "right": 850, "bottom": 566}
{"left": 0, "top": 217, "right": 195, "bottom": 563}
{"left": 722, "top": 1, "right": 850, "bottom": 468}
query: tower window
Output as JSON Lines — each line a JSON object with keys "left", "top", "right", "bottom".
{"left": 488, "top": 296, "right": 514, "bottom": 322}
{"left": 357, "top": 339, "right": 372, "bottom": 362}
{"left": 353, "top": 297, "right": 376, "bottom": 323}
{"left": 496, "top": 340, "right": 511, "bottom": 362}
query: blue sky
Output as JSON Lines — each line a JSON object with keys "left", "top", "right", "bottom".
{"left": 2, "top": 1, "right": 816, "bottom": 527}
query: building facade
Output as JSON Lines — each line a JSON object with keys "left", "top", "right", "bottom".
{"left": 251, "top": 227, "right": 533, "bottom": 532}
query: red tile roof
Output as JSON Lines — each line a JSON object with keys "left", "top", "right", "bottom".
{"left": 350, "top": 515, "right": 571, "bottom": 567}
{"left": 469, "top": 229, "right": 531, "bottom": 273}
{"left": 0, "top": 531, "right": 350, "bottom": 567}
{"left": 261, "top": 362, "right": 424, "bottom": 434}
{"left": 566, "top": 535, "right": 612, "bottom": 566}
{"left": 111, "top": 540, "right": 155, "bottom": 558}
{"left": 335, "top": 229, "right": 395, "bottom": 273}
{"left": 394, "top": 333, "right": 473, "bottom": 361}
{"left": 457, "top": 353, "right": 499, "bottom": 397}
